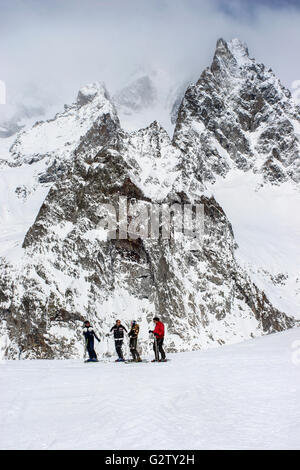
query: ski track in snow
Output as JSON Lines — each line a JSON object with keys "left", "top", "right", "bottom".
{"left": 0, "top": 328, "right": 300, "bottom": 450}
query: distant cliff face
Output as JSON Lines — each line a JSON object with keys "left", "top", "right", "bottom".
{"left": 0, "top": 39, "right": 298, "bottom": 359}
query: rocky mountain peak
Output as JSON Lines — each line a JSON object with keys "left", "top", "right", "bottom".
{"left": 76, "top": 82, "right": 112, "bottom": 108}
{"left": 210, "top": 38, "right": 251, "bottom": 81}
{"left": 174, "top": 38, "right": 300, "bottom": 185}
{"left": 218, "top": 38, "right": 250, "bottom": 63}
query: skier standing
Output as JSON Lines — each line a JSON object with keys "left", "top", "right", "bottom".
{"left": 109, "top": 320, "right": 128, "bottom": 362}
{"left": 128, "top": 321, "right": 142, "bottom": 362}
{"left": 83, "top": 320, "right": 100, "bottom": 362}
{"left": 149, "top": 317, "right": 166, "bottom": 362}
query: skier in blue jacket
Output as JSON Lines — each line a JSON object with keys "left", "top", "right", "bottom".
{"left": 83, "top": 320, "right": 100, "bottom": 362}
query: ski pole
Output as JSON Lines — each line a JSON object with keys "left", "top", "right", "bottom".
{"left": 154, "top": 335, "right": 159, "bottom": 361}
{"left": 84, "top": 338, "right": 88, "bottom": 360}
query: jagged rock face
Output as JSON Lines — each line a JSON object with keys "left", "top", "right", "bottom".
{"left": 168, "top": 81, "right": 192, "bottom": 126}
{"left": 0, "top": 39, "right": 297, "bottom": 359}
{"left": 174, "top": 38, "right": 300, "bottom": 185}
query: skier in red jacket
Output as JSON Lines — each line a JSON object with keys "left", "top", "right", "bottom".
{"left": 149, "top": 317, "right": 167, "bottom": 362}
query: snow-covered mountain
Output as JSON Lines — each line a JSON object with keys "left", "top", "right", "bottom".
{"left": 0, "top": 39, "right": 299, "bottom": 359}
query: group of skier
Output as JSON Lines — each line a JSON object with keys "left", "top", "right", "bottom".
{"left": 82, "top": 317, "right": 166, "bottom": 363}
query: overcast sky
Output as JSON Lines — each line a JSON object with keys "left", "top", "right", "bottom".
{"left": 1, "top": 0, "right": 300, "bottom": 122}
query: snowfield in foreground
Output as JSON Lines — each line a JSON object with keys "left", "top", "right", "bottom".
{"left": 1, "top": 328, "right": 300, "bottom": 450}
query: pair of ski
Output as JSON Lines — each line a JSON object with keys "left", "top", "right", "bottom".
{"left": 124, "top": 359, "right": 150, "bottom": 364}
{"left": 84, "top": 358, "right": 169, "bottom": 364}
{"left": 124, "top": 359, "right": 169, "bottom": 364}
{"left": 84, "top": 358, "right": 147, "bottom": 363}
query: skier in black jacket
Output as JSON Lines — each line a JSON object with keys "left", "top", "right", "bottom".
{"left": 128, "top": 321, "right": 142, "bottom": 362}
{"left": 83, "top": 320, "right": 100, "bottom": 362}
{"left": 109, "top": 320, "right": 127, "bottom": 362}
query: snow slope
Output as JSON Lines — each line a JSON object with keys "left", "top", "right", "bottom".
{"left": 0, "top": 161, "right": 50, "bottom": 260}
{"left": 1, "top": 327, "right": 299, "bottom": 450}
{"left": 208, "top": 170, "right": 300, "bottom": 319}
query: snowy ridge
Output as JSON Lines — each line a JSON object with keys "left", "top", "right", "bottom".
{"left": 9, "top": 82, "right": 118, "bottom": 167}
